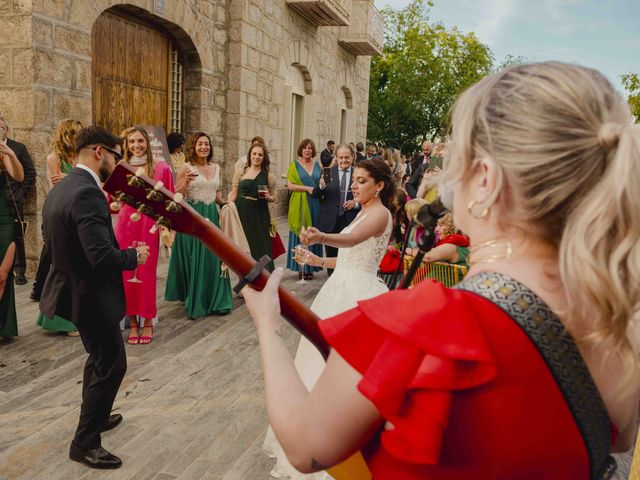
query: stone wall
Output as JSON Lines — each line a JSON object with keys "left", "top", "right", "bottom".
{"left": 0, "top": 0, "right": 375, "bottom": 269}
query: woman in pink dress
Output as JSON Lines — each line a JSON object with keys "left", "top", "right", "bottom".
{"left": 114, "top": 127, "right": 175, "bottom": 345}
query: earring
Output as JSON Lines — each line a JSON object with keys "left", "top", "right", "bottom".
{"left": 467, "top": 200, "right": 489, "bottom": 219}
{"left": 375, "top": 190, "right": 379, "bottom": 197}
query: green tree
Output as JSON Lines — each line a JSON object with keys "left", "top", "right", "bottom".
{"left": 367, "top": 0, "right": 493, "bottom": 152}
{"left": 621, "top": 73, "right": 640, "bottom": 123}
{"left": 495, "top": 54, "right": 527, "bottom": 72}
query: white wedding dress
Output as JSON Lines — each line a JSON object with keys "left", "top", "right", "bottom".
{"left": 263, "top": 210, "right": 392, "bottom": 479}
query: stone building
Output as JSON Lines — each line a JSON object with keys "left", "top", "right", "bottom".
{"left": 0, "top": 0, "right": 382, "bottom": 270}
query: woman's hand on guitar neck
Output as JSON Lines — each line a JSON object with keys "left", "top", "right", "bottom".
{"left": 241, "top": 267, "right": 285, "bottom": 334}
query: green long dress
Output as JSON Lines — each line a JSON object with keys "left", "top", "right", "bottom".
{"left": 36, "top": 161, "right": 77, "bottom": 333}
{"left": 164, "top": 173, "right": 232, "bottom": 319}
{"left": 0, "top": 172, "right": 18, "bottom": 337}
{"left": 236, "top": 170, "right": 274, "bottom": 272}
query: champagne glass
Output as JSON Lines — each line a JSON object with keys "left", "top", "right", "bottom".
{"left": 295, "top": 244, "right": 309, "bottom": 285}
{"left": 128, "top": 241, "right": 146, "bottom": 283}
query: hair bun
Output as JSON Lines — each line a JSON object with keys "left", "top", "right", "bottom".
{"left": 598, "top": 122, "right": 624, "bottom": 150}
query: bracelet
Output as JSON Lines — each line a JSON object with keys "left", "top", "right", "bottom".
{"left": 321, "top": 233, "right": 326, "bottom": 243}
{"left": 321, "top": 258, "right": 325, "bottom": 267}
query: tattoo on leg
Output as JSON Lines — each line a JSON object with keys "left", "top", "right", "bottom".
{"left": 311, "top": 458, "right": 327, "bottom": 470}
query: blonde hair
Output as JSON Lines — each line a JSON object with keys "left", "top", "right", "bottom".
{"left": 404, "top": 198, "right": 427, "bottom": 221}
{"left": 121, "top": 126, "right": 155, "bottom": 176}
{"left": 51, "top": 118, "right": 82, "bottom": 166}
{"left": 437, "top": 212, "right": 460, "bottom": 238}
{"left": 444, "top": 61, "right": 640, "bottom": 389}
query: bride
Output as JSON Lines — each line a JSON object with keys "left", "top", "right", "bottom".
{"left": 263, "top": 158, "right": 396, "bottom": 479}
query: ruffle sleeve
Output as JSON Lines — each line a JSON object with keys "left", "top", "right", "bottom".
{"left": 319, "top": 280, "right": 497, "bottom": 466}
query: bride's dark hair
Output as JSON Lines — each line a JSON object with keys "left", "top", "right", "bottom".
{"left": 355, "top": 159, "right": 396, "bottom": 211}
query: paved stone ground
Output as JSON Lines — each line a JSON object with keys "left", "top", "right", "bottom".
{"left": 0, "top": 217, "right": 634, "bottom": 479}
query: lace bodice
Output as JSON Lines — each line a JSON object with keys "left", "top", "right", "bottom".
{"left": 334, "top": 211, "right": 392, "bottom": 274}
{"left": 187, "top": 169, "right": 220, "bottom": 205}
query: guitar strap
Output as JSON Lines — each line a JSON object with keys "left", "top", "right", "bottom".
{"left": 455, "top": 272, "right": 617, "bottom": 479}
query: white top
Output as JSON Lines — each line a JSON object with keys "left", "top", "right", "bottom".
{"left": 76, "top": 163, "right": 101, "bottom": 187}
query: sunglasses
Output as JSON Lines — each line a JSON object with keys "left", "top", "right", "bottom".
{"left": 93, "top": 145, "right": 123, "bottom": 162}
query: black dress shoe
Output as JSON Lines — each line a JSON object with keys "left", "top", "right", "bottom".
{"left": 14, "top": 273, "right": 27, "bottom": 285}
{"left": 100, "top": 413, "right": 123, "bottom": 433}
{"left": 69, "top": 442, "right": 122, "bottom": 469}
{"left": 29, "top": 288, "right": 40, "bottom": 302}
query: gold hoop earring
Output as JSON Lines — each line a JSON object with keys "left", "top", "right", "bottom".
{"left": 467, "top": 200, "right": 489, "bottom": 219}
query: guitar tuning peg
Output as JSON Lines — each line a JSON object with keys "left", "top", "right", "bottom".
{"left": 110, "top": 201, "right": 121, "bottom": 212}
{"left": 149, "top": 223, "right": 159, "bottom": 234}
{"left": 153, "top": 181, "right": 164, "bottom": 191}
{"left": 173, "top": 192, "right": 184, "bottom": 203}
{"left": 130, "top": 212, "right": 141, "bottom": 222}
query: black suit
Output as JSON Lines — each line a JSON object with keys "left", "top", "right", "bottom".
{"left": 320, "top": 148, "right": 334, "bottom": 167}
{"left": 40, "top": 167, "right": 137, "bottom": 449}
{"left": 406, "top": 163, "right": 429, "bottom": 199}
{"left": 5, "top": 138, "right": 35, "bottom": 275}
{"left": 355, "top": 151, "right": 366, "bottom": 164}
{"left": 312, "top": 165, "right": 359, "bottom": 274}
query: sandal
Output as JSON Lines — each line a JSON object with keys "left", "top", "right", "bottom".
{"left": 127, "top": 327, "right": 140, "bottom": 345}
{"left": 66, "top": 330, "right": 80, "bottom": 337}
{"left": 139, "top": 325, "right": 153, "bottom": 345}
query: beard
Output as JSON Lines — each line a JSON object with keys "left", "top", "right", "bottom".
{"left": 98, "top": 159, "right": 113, "bottom": 182}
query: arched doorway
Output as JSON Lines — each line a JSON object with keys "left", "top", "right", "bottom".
{"left": 92, "top": 10, "right": 184, "bottom": 135}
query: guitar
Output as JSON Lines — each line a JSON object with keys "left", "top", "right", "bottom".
{"left": 103, "top": 161, "right": 329, "bottom": 358}
{"left": 103, "top": 161, "right": 371, "bottom": 480}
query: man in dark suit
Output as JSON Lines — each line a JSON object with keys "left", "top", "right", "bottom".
{"left": 40, "top": 126, "right": 149, "bottom": 469}
{"left": 312, "top": 145, "right": 359, "bottom": 275}
{"left": 0, "top": 116, "right": 36, "bottom": 285}
{"left": 406, "top": 140, "right": 432, "bottom": 198}
{"left": 355, "top": 141, "right": 366, "bottom": 164}
{"left": 319, "top": 139, "right": 335, "bottom": 167}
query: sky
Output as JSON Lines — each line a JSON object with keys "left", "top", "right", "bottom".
{"left": 373, "top": 0, "right": 639, "bottom": 93}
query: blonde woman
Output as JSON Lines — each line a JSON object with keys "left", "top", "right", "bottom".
{"left": 242, "top": 62, "right": 640, "bottom": 478}
{"left": 114, "top": 127, "right": 175, "bottom": 344}
{"left": 35, "top": 118, "right": 82, "bottom": 335}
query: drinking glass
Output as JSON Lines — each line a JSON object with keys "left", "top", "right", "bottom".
{"left": 257, "top": 184, "right": 268, "bottom": 198}
{"left": 128, "top": 241, "right": 146, "bottom": 283}
{"left": 294, "top": 244, "right": 309, "bottom": 285}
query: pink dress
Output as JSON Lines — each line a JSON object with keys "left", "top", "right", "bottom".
{"left": 114, "top": 161, "right": 175, "bottom": 319}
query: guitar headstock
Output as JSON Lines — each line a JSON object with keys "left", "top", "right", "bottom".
{"left": 103, "top": 160, "right": 199, "bottom": 235}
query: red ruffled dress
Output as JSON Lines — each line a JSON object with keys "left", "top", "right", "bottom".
{"left": 319, "top": 280, "right": 615, "bottom": 479}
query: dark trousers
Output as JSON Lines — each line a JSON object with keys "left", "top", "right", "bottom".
{"left": 325, "top": 213, "right": 351, "bottom": 276}
{"left": 13, "top": 229, "right": 26, "bottom": 275}
{"left": 73, "top": 321, "right": 127, "bottom": 449}
{"left": 32, "top": 242, "right": 50, "bottom": 298}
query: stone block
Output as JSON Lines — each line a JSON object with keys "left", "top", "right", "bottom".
{"left": 246, "top": 93, "right": 257, "bottom": 115}
{"left": 243, "top": 23, "right": 257, "bottom": 47}
{"left": 53, "top": 91, "right": 91, "bottom": 121}
{"left": 2, "top": 16, "right": 30, "bottom": 47}
{"left": 73, "top": 58, "right": 91, "bottom": 92}
{"left": 67, "top": 0, "right": 99, "bottom": 29}
{"left": 33, "top": 89, "right": 51, "bottom": 126}
{"left": 33, "top": 50, "right": 72, "bottom": 88}
{"left": 247, "top": 47, "right": 259, "bottom": 67}
{"left": 0, "top": 49, "right": 11, "bottom": 85}
{"left": 239, "top": 67, "right": 257, "bottom": 93}
{"left": 0, "top": 89, "right": 34, "bottom": 126}
{"left": 12, "top": 48, "right": 33, "bottom": 83}
{"left": 33, "top": 17, "right": 53, "bottom": 47}
{"left": 32, "top": 0, "right": 66, "bottom": 20}
{"left": 12, "top": 0, "right": 33, "bottom": 15}
{"left": 54, "top": 25, "right": 91, "bottom": 56}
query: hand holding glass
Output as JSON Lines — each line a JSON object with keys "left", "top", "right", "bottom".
{"left": 294, "top": 244, "right": 310, "bottom": 284}
{"left": 128, "top": 241, "right": 147, "bottom": 283}
{"left": 257, "top": 184, "right": 269, "bottom": 199}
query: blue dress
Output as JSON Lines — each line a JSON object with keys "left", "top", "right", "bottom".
{"left": 286, "top": 160, "right": 323, "bottom": 272}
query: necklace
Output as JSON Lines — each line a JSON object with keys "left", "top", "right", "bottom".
{"left": 468, "top": 239, "right": 512, "bottom": 265}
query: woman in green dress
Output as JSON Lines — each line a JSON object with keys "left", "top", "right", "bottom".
{"left": 36, "top": 119, "right": 82, "bottom": 336}
{"left": 165, "top": 132, "right": 233, "bottom": 319}
{"left": 0, "top": 140, "right": 25, "bottom": 338}
{"left": 228, "top": 143, "right": 277, "bottom": 272}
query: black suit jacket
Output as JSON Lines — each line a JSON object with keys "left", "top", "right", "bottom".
{"left": 312, "top": 165, "right": 359, "bottom": 233}
{"left": 5, "top": 138, "right": 36, "bottom": 214}
{"left": 320, "top": 148, "right": 334, "bottom": 167}
{"left": 40, "top": 168, "right": 137, "bottom": 326}
{"left": 406, "top": 163, "right": 429, "bottom": 199}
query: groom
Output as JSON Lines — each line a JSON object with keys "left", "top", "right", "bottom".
{"left": 40, "top": 126, "right": 149, "bottom": 469}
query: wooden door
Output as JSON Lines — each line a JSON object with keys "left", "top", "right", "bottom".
{"left": 92, "top": 11, "right": 170, "bottom": 135}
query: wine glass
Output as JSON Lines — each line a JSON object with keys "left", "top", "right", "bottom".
{"left": 127, "top": 241, "right": 146, "bottom": 283}
{"left": 295, "top": 244, "right": 309, "bottom": 285}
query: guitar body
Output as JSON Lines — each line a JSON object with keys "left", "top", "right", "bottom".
{"left": 103, "top": 162, "right": 372, "bottom": 479}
